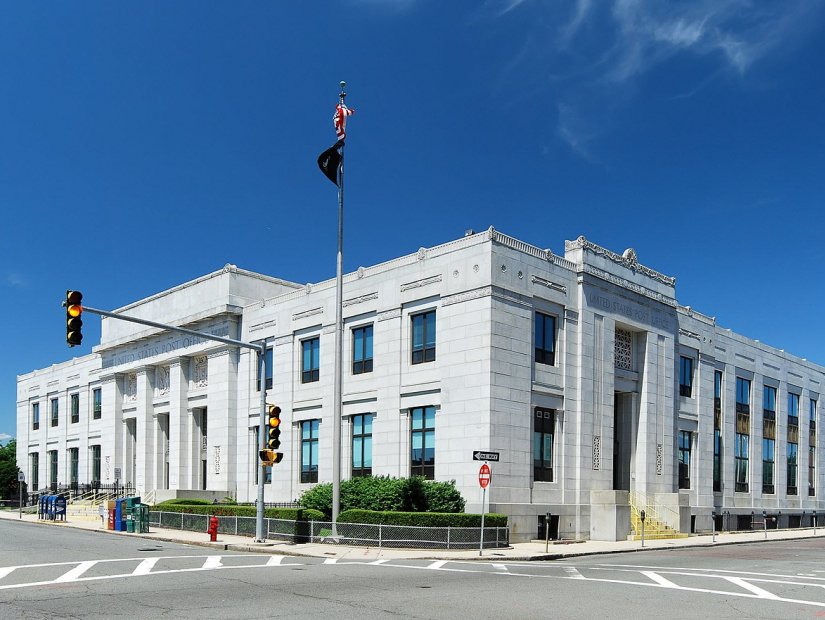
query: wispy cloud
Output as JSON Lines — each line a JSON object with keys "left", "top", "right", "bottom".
{"left": 5, "top": 272, "right": 27, "bottom": 288}
{"left": 0, "top": 432, "right": 12, "bottom": 443}
{"left": 488, "top": 0, "right": 820, "bottom": 158}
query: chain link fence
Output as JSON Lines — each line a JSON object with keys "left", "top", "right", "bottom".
{"left": 149, "top": 511, "right": 509, "bottom": 549}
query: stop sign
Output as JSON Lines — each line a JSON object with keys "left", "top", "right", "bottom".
{"left": 478, "top": 463, "right": 491, "bottom": 489}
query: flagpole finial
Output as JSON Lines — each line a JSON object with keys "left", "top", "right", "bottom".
{"left": 339, "top": 81, "right": 347, "bottom": 100}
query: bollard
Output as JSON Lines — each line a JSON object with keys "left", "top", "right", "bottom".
{"left": 763, "top": 510, "right": 768, "bottom": 540}
{"left": 640, "top": 510, "right": 646, "bottom": 548}
{"left": 712, "top": 510, "right": 717, "bottom": 543}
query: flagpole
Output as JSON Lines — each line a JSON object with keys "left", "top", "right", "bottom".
{"left": 331, "top": 80, "right": 346, "bottom": 535}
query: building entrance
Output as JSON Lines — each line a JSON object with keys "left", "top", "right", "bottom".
{"left": 612, "top": 392, "right": 636, "bottom": 491}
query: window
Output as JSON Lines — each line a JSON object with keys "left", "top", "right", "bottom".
{"left": 788, "top": 442, "right": 799, "bottom": 496}
{"left": 70, "top": 393, "right": 79, "bottom": 424}
{"left": 734, "top": 433, "right": 749, "bottom": 493}
{"left": 713, "top": 370, "right": 723, "bottom": 492}
{"left": 93, "top": 388, "right": 102, "bottom": 420}
{"left": 301, "top": 338, "right": 320, "bottom": 383}
{"left": 763, "top": 386, "right": 776, "bottom": 494}
{"left": 411, "top": 311, "right": 436, "bottom": 364}
{"left": 69, "top": 447, "right": 79, "bottom": 485}
{"left": 810, "top": 399, "right": 817, "bottom": 497}
{"left": 300, "top": 419, "right": 319, "bottom": 483}
{"left": 679, "top": 356, "right": 694, "bottom": 398}
{"left": 734, "top": 377, "right": 750, "bottom": 492}
{"left": 351, "top": 413, "right": 373, "bottom": 477}
{"left": 251, "top": 427, "right": 272, "bottom": 484}
{"left": 352, "top": 325, "right": 374, "bottom": 375}
{"left": 410, "top": 406, "right": 435, "bottom": 479}
{"left": 30, "top": 453, "right": 39, "bottom": 490}
{"left": 91, "top": 445, "right": 101, "bottom": 484}
{"left": 678, "top": 431, "right": 692, "bottom": 489}
{"left": 32, "top": 402, "right": 40, "bottom": 431}
{"left": 256, "top": 348, "right": 274, "bottom": 391}
{"left": 50, "top": 398, "right": 59, "bottom": 427}
{"left": 49, "top": 450, "right": 58, "bottom": 491}
{"left": 535, "top": 312, "right": 556, "bottom": 366}
{"left": 788, "top": 393, "right": 800, "bottom": 495}
{"left": 533, "top": 408, "right": 555, "bottom": 482}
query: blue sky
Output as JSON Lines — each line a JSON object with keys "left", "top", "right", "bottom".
{"left": 2, "top": 0, "right": 824, "bottom": 441}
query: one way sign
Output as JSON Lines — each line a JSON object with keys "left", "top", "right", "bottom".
{"left": 472, "top": 451, "right": 500, "bottom": 462}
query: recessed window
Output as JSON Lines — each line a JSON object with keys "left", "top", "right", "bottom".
{"left": 257, "top": 348, "right": 274, "bottom": 391}
{"left": 32, "top": 402, "right": 40, "bottom": 431}
{"left": 678, "top": 430, "right": 692, "bottom": 489}
{"left": 93, "top": 388, "right": 102, "bottom": 420}
{"left": 351, "top": 413, "right": 373, "bottom": 477}
{"left": 301, "top": 338, "right": 320, "bottom": 383}
{"left": 352, "top": 325, "right": 373, "bottom": 375}
{"left": 535, "top": 312, "right": 556, "bottom": 366}
{"left": 533, "top": 408, "right": 554, "bottom": 482}
{"left": 411, "top": 311, "right": 436, "bottom": 364}
{"left": 679, "top": 356, "right": 694, "bottom": 398}
{"left": 30, "top": 453, "right": 39, "bottom": 490}
{"left": 734, "top": 377, "right": 750, "bottom": 492}
{"left": 91, "top": 445, "right": 101, "bottom": 485}
{"left": 410, "top": 406, "right": 435, "bottom": 479}
{"left": 301, "top": 419, "right": 320, "bottom": 483}
{"left": 69, "top": 447, "right": 79, "bottom": 486}
{"left": 50, "top": 398, "right": 59, "bottom": 427}
{"left": 70, "top": 393, "right": 79, "bottom": 424}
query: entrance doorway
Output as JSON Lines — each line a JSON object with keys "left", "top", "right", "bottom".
{"left": 612, "top": 392, "right": 635, "bottom": 491}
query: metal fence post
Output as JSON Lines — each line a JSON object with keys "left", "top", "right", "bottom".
{"left": 447, "top": 527, "right": 450, "bottom": 549}
{"left": 181, "top": 512, "right": 184, "bottom": 530}
{"left": 378, "top": 524, "right": 383, "bottom": 550}
{"left": 235, "top": 515, "right": 238, "bottom": 536}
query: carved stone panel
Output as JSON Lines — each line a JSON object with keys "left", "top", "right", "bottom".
{"left": 124, "top": 374, "right": 137, "bottom": 403}
{"left": 615, "top": 329, "right": 633, "bottom": 370}
{"left": 156, "top": 366, "right": 170, "bottom": 397}
{"left": 193, "top": 356, "right": 208, "bottom": 388}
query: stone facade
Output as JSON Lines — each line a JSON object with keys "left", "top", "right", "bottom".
{"left": 16, "top": 230, "right": 825, "bottom": 542}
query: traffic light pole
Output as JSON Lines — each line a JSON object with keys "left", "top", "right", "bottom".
{"left": 78, "top": 304, "right": 271, "bottom": 541}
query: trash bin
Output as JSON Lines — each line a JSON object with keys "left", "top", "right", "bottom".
{"left": 108, "top": 508, "right": 116, "bottom": 530}
{"left": 114, "top": 498, "right": 124, "bottom": 532}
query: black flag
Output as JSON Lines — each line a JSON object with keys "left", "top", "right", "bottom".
{"left": 317, "top": 142, "right": 342, "bottom": 186}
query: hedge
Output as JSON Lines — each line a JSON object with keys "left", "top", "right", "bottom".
{"left": 337, "top": 509, "right": 508, "bottom": 528}
{"left": 156, "top": 499, "right": 213, "bottom": 506}
{"left": 149, "top": 503, "right": 324, "bottom": 521}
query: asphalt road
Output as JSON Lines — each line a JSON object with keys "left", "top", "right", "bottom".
{"left": 3, "top": 519, "right": 825, "bottom": 619}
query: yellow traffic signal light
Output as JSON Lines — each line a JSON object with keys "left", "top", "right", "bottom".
{"left": 264, "top": 405, "right": 284, "bottom": 465}
{"left": 259, "top": 449, "right": 284, "bottom": 466}
{"left": 65, "top": 290, "right": 83, "bottom": 347}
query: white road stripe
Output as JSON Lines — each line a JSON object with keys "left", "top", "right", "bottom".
{"left": 563, "top": 566, "right": 585, "bottom": 579}
{"left": 323, "top": 558, "right": 338, "bottom": 565}
{"left": 54, "top": 561, "right": 96, "bottom": 583}
{"left": 723, "top": 576, "right": 781, "bottom": 599}
{"left": 0, "top": 567, "right": 16, "bottom": 580}
{"left": 640, "top": 570, "right": 680, "bottom": 588}
{"left": 427, "top": 560, "right": 447, "bottom": 570}
{"left": 491, "top": 563, "right": 509, "bottom": 571}
{"left": 202, "top": 556, "right": 223, "bottom": 569}
{"left": 131, "top": 558, "right": 160, "bottom": 576}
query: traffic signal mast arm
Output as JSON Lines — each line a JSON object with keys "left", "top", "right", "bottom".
{"left": 64, "top": 298, "right": 272, "bottom": 542}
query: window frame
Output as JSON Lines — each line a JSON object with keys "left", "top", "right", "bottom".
{"left": 411, "top": 310, "right": 436, "bottom": 365}
{"left": 301, "top": 337, "right": 320, "bottom": 384}
{"left": 91, "top": 445, "right": 101, "bottom": 484}
{"left": 30, "top": 452, "right": 39, "bottom": 490}
{"left": 678, "top": 430, "right": 692, "bottom": 489}
{"left": 352, "top": 325, "right": 374, "bottom": 375}
{"left": 410, "top": 406, "right": 436, "bottom": 479}
{"left": 256, "top": 347, "right": 274, "bottom": 391}
{"left": 70, "top": 393, "right": 80, "bottom": 424}
{"left": 535, "top": 312, "right": 557, "bottom": 366}
{"left": 787, "top": 441, "right": 799, "bottom": 496}
{"left": 50, "top": 398, "right": 59, "bottom": 427}
{"left": 300, "top": 419, "right": 320, "bottom": 483}
{"left": 32, "top": 402, "right": 40, "bottom": 431}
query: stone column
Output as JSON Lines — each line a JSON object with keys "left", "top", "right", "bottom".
{"left": 135, "top": 368, "right": 155, "bottom": 496}
{"left": 168, "top": 358, "right": 189, "bottom": 491}
{"left": 206, "top": 348, "right": 237, "bottom": 495}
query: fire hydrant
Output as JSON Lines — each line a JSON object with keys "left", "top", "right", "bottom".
{"left": 208, "top": 515, "right": 218, "bottom": 542}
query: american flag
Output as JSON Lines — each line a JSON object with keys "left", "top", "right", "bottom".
{"left": 333, "top": 103, "right": 354, "bottom": 142}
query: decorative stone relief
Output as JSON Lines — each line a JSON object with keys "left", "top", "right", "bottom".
{"left": 656, "top": 444, "right": 663, "bottom": 475}
{"left": 592, "top": 436, "right": 601, "bottom": 470}
{"left": 615, "top": 329, "right": 633, "bottom": 370}
{"left": 124, "top": 374, "right": 137, "bottom": 403}
{"left": 566, "top": 236, "right": 676, "bottom": 287}
{"left": 417, "top": 247, "right": 427, "bottom": 261}
{"left": 400, "top": 274, "right": 442, "bottom": 291}
{"left": 214, "top": 445, "right": 221, "bottom": 475}
{"left": 156, "top": 366, "right": 170, "bottom": 397}
{"left": 193, "top": 356, "right": 208, "bottom": 388}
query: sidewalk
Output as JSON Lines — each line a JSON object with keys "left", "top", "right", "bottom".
{"left": 2, "top": 508, "right": 823, "bottom": 562}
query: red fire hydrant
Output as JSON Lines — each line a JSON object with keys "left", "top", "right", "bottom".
{"left": 208, "top": 515, "right": 218, "bottom": 542}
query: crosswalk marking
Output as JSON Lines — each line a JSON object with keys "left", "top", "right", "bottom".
{"left": 132, "top": 558, "right": 160, "bottom": 576}
{"left": 0, "top": 567, "right": 16, "bottom": 580}
{"left": 641, "top": 570, "right": 680, "bottom": 588}
{"left": 563, "top": 566, "right": 585, "bottom": 579}
{"left": 723, "top": 576, "right": 781, "bottom": 600}
{"left": 54, "top": 561, "right": 96, "bottom": 583}
{"left": 202, "top": 556, "right": 223, "bottom": 569}
{"left": 426, "top": 560, "right": 447, "bottom": 570}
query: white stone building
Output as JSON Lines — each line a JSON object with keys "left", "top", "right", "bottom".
{"left": 16, "top": 229, "right": 825, "bottom": 542}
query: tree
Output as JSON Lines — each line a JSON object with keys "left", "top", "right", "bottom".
{"left": 0, "top": 439, "right": 22, "bottom": 500}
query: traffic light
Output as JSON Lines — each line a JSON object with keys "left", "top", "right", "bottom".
{"left": 267, "top": 405, "right": 282, "bottom": 450}
{"left": 65, "top": 290, "right": 83, "bottom": 347}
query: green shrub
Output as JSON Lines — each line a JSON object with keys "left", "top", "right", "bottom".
{"left": 156, "top": 498, "right": 213, "bottom": 506}
{"left": 299, "top": 476, "right": 466, "bottom": 517}
{"left": 150, "top": 503, "right": 324, "bottom": 521}
{"left": 337, "top": 509, "right": 507, "bottom": 528}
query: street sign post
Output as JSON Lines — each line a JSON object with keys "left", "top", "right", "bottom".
{"left": 478, "top": 463, "right": 492, "bottom": 556}
{"left": 473, "top": 451, "right": 500, "bottom": 462}
{"left": 17, "top": 472, "right": 24, "bottom": 519}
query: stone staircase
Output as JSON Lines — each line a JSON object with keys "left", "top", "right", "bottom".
{"left": 66, "top": 499, "right": 104, "bottom": 522}
{"left": 629, "top": 492, "right": 688, "bottom": 541}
